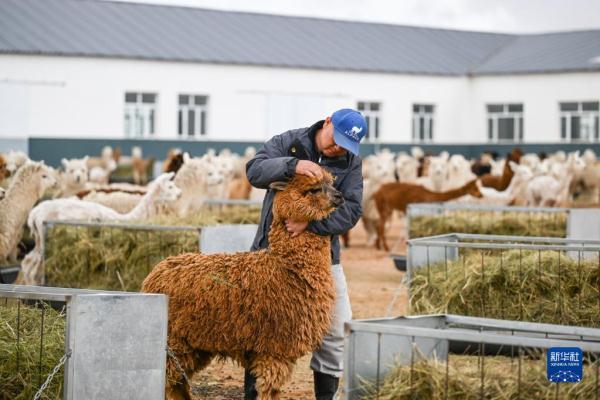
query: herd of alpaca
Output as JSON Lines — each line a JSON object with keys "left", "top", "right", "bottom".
{"left": 142, "top": 169, "right": 343, "bottom": 400}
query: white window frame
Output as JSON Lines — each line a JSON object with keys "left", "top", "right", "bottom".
{"left": 124, "top": 92, "right": 156, "bottom": 138}
{"left": 357, "top": 101, "right": 380, "bottom": 142}
{"left": 560, "top": 101, "right": 599, "bottom": 142}
{"left": 412, "top": 104, "right": 435, "bottom": 143}
{"left": 178, "top": 94, "right": 208, "bottom": 139}
{"left": 487, "top": 103, "right": 523, "bottom": 143}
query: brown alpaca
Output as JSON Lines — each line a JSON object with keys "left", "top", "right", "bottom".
{"left": 142, "top": 169, "right": 343, "bottom": 400}
{"left": 373, "top": 179, "right": 483, "bottom": 251}
{"left": 228, "top": 174, "right": 253, "bottom": 199}
{"left": 0, "top": 154, "right": 8, "bottom": 184}
{"left": 479, "top": 148, "right": 522, "bottom": 191}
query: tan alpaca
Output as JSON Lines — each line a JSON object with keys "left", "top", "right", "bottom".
{"left": 373, "top": 179, "right": 483, "bottom": 251}
{"left": 142, "top": 169, "right": 343, "bottom": 400}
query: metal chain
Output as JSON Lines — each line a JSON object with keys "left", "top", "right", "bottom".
{"left": 33, "top": 350, "right": 71, "bottom": 400}
{"left": 166, "top": 346, "right": 191, "bottom": 385}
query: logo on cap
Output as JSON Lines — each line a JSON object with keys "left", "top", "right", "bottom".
{"left": 346, "top": 126, "right": 363, "bottom": 140}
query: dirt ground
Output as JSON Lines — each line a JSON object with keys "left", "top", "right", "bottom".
{"left": 191, "top": 218, "right": 409, "bottom": 399}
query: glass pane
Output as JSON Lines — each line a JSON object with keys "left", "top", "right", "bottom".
{"left": 508, "top": 104, "right": 523, "bottom": 112}
{"left": 560, "top": 102, "right": 578, "bottom": 112}
{"left": 178, "top": 110, "right": 183, "bottom": 135}
{"left": 125, "top": 93, "right": 137, "bottom": 103}
{"left": 419, "top": 117, "right": 425, "bottom": 140}
{"left": 429, "top": 118, "right": 434, "bottom": 140}
{"left": 581, "top": 115, "right": 595, "bottom": 140}
{"left": 487, "top": 104, "right": 503, "bottom": 113}
{"left": 582, "top": 102, "right": 599, "bottom": 111}
{"left": 424, "top": 105, "right": 433, "bottom": 113}
{"left": 136, "top": 110, "right": 143, "bottom": 136}
{"left": 188, "top": 109, "right": 195, "bottom": 136}
{"left": 374, "top": 117, "right": 379, "bottom": 139}
{"left": 571, "top": 116, "right": 581, "bottom": 140}
{"left": 142, "top": 93, "right": 156, "bottom": 104}
{"left": 179, "top": 95, "right": 189, "bottom": 105}
{"left": 124, "top": 112, "right": 131, "bottom": 135}
{"left": 413, "top": 104, "right": 419, "bottom": 113}
{"left": 488, "top": 118, "right": 493, "bottom": 141}
{"left": 498, "top": 117, "right": 515, "bottom": 140}
{"left": 561, "top": 116, "right": 567, "bottom": 139}
{"left": 149, "top": 109, "right": 154, "bottom": 134}
{"left": 201, "top": 111, "right": 206, "bottom": 135}
{"left": 194, "top": 95, "right": 207, "bottom": 106}
{"left": 357, "top": 102, "right": 365, "bottom": 110}
{"left": 370, "top": 102, "right": 380, "bottom": 111}
{"left": 519, "top": 117, "right": 523, "bottom": 141}
{"left": 595, "top": 116, "right": 599, "bottom": 140}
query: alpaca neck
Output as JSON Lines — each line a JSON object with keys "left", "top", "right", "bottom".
{"left": 267, "top": 216, "right": 330, "bottom": 268}
{"left": 121, "top": 188, "right": 156, "bottom": 221}
{"left": 430, "top": 183, "right": 474, "bottom": 202}
{"left": 1, "top": 175, "right": 41, "bottom": 216}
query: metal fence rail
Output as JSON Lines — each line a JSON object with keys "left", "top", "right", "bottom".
{"left": 0, "top": 284, "right": 167, "bottom": 400}
{"left": 344, "top": 314, "right": 600, "bottom": 400}
{"left": 403, "top": 233, "right": 600, "bottom": 326}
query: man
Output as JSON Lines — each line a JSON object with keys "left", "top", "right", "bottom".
{"left": 245, "top": 108, "right": 366, "bottom": 400}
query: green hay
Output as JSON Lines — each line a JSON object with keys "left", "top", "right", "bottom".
{"left": 362, "top": 353, "right": 599, "bottom": 399}
{"left": 409, "top": 211, "right": 567, "bottom": 239}
{"left": 410, "top": 249, "right": 600, "bottom": 327}
{"left": 44, "top": 207, "right": 261, "bottom": 291}
{"left": 0, "top": 301, "right": 65, "bottom": 400}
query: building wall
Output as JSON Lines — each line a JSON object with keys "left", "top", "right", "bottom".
{"left": 0, "top": 54, "right": 599, "bottom": 144}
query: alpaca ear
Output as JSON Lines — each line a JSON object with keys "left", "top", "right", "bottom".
{"left": 269, "top": 181, "right": 288, "bottom": 191}
{"left": 508, "top": 161, "right": 519, "bottom": 172}
{"left": 61, "top": 158, "right": 68, "bottom": 168}
{"left": 83, "top": 155, "right": 89, "bottom": 163}
{"left": 183, "top": 152, "right": 191, "bottom": 164}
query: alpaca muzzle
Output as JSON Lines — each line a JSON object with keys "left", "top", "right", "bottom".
{"left": 331, "top": 190, "right": 344, "bottom": 208}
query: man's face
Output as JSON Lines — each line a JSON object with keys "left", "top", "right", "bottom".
{"left": 319, "top": 118, "right": 348, "bottom": 158}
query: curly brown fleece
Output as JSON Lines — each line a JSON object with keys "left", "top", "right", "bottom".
{"left": 142, "top": 169, "right": 343, "bottom": 400}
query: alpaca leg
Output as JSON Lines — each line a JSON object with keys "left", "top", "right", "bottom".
{"left": 165, "top": 340, "right": 212, "bottom": 400}
{"left": 250, "top": 356, "right": 294, "bottom": 400}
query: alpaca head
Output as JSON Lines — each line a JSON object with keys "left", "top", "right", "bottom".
{"left": 195, "top": 153, "right": 225, "bottom": 186}
{"left": 270, "top": 169, "right": 344, "bottom": 222}
{"left": 5, "top": 150, "right": 29, "bottom": 176}
{"left": 16, "top": 161, "right": 57, "bottom": 198}
{"left": 464, "top": 179, "right": 483, "bottom": 198}
{"left": 147, "top": 172, "right": 182, "bottom": 203}
{"left": 61, "top": 157, "right": 89, "bottom": 185}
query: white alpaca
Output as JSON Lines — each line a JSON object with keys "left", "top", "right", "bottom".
{"left": 4, "top": 150, "right": 29, "bottom": 176}
{"left": 362, "top": 151, "right": 396, "bottom": 246}
{"left": 395, "top": 152, "right": 419, "bottom": 182}
{"left": 0, "top": 161, "right": 56, "bottom": 264}
{"left": 55, "top": 157, "right": 89, "bottom": 198}
{"left": 87, "top": 146, "right": 118, "bottom": 184}
{"left": 457, "top": 162, "right": 533, "bottom": 205}
{"left": 414, "top": 152, "right": 449, "bottom": 192}
{"left": 446, "top": 154, "right": 476, "bottom": 190}
{"left": 526, "top": 153, "right": 580, "bottom": 207}
{"left": 0, "top": 187, "right": 5, "bottom": 200}
{"left": 22, "top": 173, "right": 181, "bottom": 284}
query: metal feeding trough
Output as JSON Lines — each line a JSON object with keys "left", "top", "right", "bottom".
{"left": 390, "top": 254, "right": 406, "bottom": 271}
{"left": 0, "top": 265, "right": 20, "bottom": 284}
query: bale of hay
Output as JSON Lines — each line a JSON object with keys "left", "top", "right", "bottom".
{"left": 0, "top": 301, "right": 65, "bottom": 400}
{"left": 362, "top": 353, "right": 597, "bottom": 399}
{"left": 409, "top": 211, "right": 567, "bottom": 239}
{"left": 44, "top": 208, "right": 261, "bottom": 291}
{"left": 410, "top": 249, "right": 600, "bottom": 327}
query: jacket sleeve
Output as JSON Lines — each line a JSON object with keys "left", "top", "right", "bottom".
{"left": 308, "top": 158, "right": 363, "bottom": 236}
{"left": 246, "top": 133, "right": 299, "bottom": 189}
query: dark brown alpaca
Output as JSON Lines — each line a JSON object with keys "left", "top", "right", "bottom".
{"left": 142, "top": 169, "right": 343, "bottom": 400}
{"left": 479, "top": 148, "right": 522, "bottom": 191}
{"left": 373, "top": 179, "right": 483, "bottom": 251}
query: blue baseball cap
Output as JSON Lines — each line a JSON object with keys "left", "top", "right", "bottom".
{"left": 331, "top": 109, "right": 367, "bottom": 156}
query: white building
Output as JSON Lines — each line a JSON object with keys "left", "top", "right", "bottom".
{"left": 0, "top": 0, "right": 599, "bottom": 145}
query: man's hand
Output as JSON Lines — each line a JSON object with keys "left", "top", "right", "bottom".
{"left": 285, "top": 220, "right": 308, "bottom": 237}
{"left": 295, "top": 160, "right": 323, "bottom": 179}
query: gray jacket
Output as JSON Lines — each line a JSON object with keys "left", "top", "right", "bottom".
{"left": 246, "top": 120, "right": 363, "bottom": 265}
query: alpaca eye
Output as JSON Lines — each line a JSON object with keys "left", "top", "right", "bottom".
{"left": 306, "top": 188, "right": 321, "bottom": 195}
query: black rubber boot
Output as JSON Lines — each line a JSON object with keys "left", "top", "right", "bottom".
{"left": 314, "top": 371, "right": 340, "bottom": 400}
{"left": 244, "top": 369, "right": 258, "bottom": 400}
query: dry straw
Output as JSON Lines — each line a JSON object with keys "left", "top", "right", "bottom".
{"left": 409, "top": 211, "right": 567, "bottom": 239}
{"left": 44, "top": 206, "right": 260, "bottom": 291}
{"left": 0, "top": 301, "right": 65, "bottom": 400}
{"left": 363, "top": 353, "right": 598, "bottom": 399}
{"left": 410, "top": 248, "right": 600, "bottom": 327}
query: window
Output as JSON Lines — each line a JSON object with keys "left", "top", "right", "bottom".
{"left": 412, "top": 104, "right": 434, "bottom": 142}
{"left": 357, "top": 101, "right": 380, "bottom": 141}
{"left": 560, "top": 101, "right": 599, "bottom": 142}
{"left": 178, "top": 94, "right": 208, "bottom": 138}
{"left": 487, "top": 103, "right": 523, "bottom": 142}
{"left": 124, "top": 92, "right": 156, "bottom": 137}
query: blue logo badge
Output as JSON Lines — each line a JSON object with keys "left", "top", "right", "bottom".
{"left": 547, "top": 347, "right": 583, "bottom": 382}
